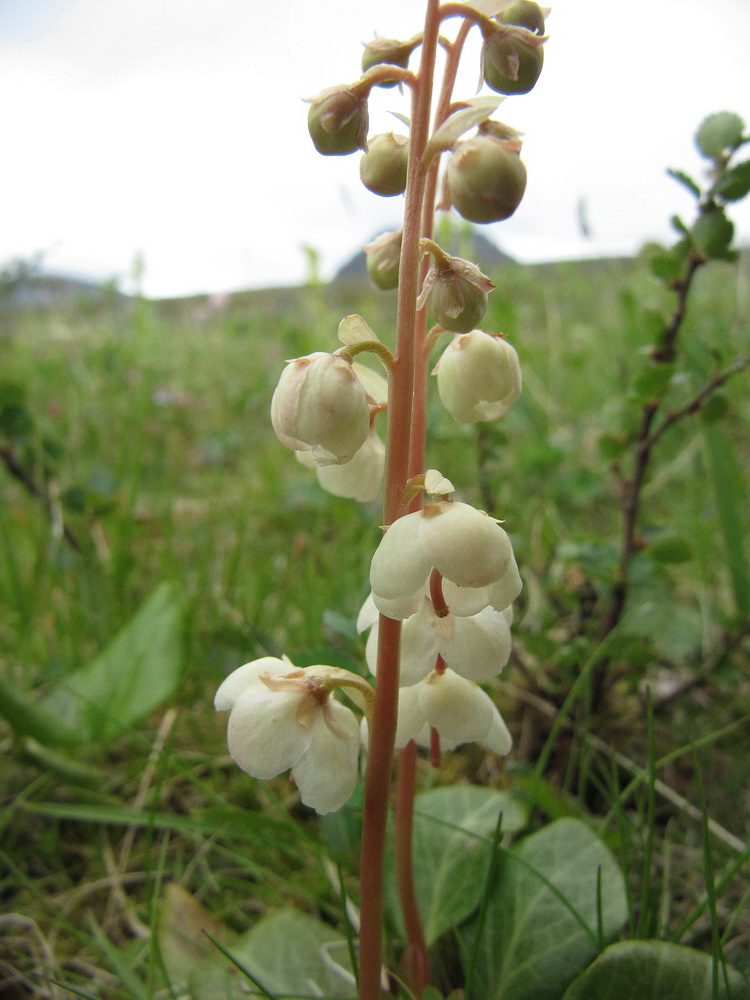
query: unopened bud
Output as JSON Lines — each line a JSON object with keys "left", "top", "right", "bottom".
{"left": 482, "top": 4, "right": 545, "bottom": 96}
{"left": 307, "top": 86, "right": 369, "bottom": 156}
{"left": 417, "top": 240, "right": 494, "bottom": 333}
{"left": 362, "top": 37, "right": 417, "bottom": 87}
{"left": 447, "top": 133, "right": 527, "bottom": 224}
{"left": 359, "top": 133, "right": 409, "bottom": 197}
{"left": 364, "top": 230, "right": 402, "bottom": 290}
{"left": 434, "top": 330, "right": 521, "bottom": 422}
{"left": 498, "top": 1, "right": 545, "bottom": 33}
{"left": 271, "top": 352, "right": 370, "bottom": 465}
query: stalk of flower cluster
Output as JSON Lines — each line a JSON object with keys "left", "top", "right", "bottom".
{"left": 391, "top": 19, "right": 476, "bottom": 994}
{"left": 357, "top": 3, "right": 441, "bottom": 998}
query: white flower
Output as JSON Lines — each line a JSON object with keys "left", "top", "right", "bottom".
{"left": 394, "top": 668, "right": 512, "bottom": 755}
{"left": 359, "top": 594, "right": 513, "bottom": 685}
{"left": 298, "top": 427, "right": 385, "bottom": 502}
{"left": 214, "top": 657, "right": 367, "bottom": 814}
{"left": 271, "top": 352, "right": 370, "bottom": 465}
{"left": 434, "top": 330, "right": 521, "bottom": 422}
{"left": 369, "top": 500, "right": 521, "bottom": 618}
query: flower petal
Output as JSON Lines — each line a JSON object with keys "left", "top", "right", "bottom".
{"left": 394, "top": 684, "right": 427, "bottom": 748}
{"left": 439, "top": 606, "right": 511, "bottom": 681}
{"left": 419, "top": 669, "right": 494, "bottom": 745}
{"left": 487, "top": 549, "right": 523, "bottom": 610}
{"left": 291, "top": 701, "right": 361, "bottom": 814}
{"left": 214, "top": 657, "right": 292, "bottom": 711}
{"left": 226, "top": 686, "right": 312, "bottom": 780}
{"left": 481, "top": 703, "right": 513, "bottom": 755}
{"left": 370, "top": 511, "right": 432, "bottom": 600}
{"left": 419, "top": 502, "right": 512, "bottom": 588}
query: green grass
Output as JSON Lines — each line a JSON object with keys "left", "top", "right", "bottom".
{"left": 1, "top": 252, "right": 749, "bottom": 997}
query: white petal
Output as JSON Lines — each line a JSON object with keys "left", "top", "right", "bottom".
{"left": 356, "top": 593, "right": 380, "bottom": 633}
{"left": 481, "top": 703, "right": 513, "bottom": 755}
{"left": 399, "top": 608, "right": 441, "bottom": 685}
{"left": 419, "top": 669, "right": 494, "bottom": 745}
{"left": 316, "top": 429, "right": 384, "bottom": 502}
{"left": 442, "top": 578, "right": 494, "bottom": 616}
{"left": 370, "top": 587, "right": 424, "bottom": 620}
{"left": 370, "top": 511, "right": 432, "bottom": 600}
{"left": 292, "top": 701, "right": 361, "bottom": 814}
{"left": 420, "top": 502, "right": 512, "bottom": 588}
{"left": 439, "top": 606, "right": 511, "bottom": 681}
{"left": 226, "top": 686, "right": 312, "bottom": 779}
{"left": 394, "top": 685, "right": 427, "bottom": 749}
{"left": 487, "top": 549, "right": 523, "bottom": 610}
{"left": 214, "top": 657, "right": 291, "bottom": 711}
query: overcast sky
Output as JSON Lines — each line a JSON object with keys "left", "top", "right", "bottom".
{"left": 2, "top": 0, "right": 749, "bottom": 298}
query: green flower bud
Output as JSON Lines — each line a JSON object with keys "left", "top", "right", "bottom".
{"left": 307, "top": 86, "right": 369, "bottom": 156}
{"left": 364, "top": 230, "right": 402, "bottom": 290}
{"left": 362, "top": 37, "right": 417, "bottom": 87}
{"left": 497, "top": 1, "right": 545, "bottom": 33}
{"left": 482, "top": 31, "right": 544, "bottom": 95}
{"left": 359, "top": 133, "right": 409, "bottom": 197}
{"left": 447, "top": 134, "right": 527, "bottom": 224}
{"left": 417, "top": 240, "right": 494, "bottom": 333}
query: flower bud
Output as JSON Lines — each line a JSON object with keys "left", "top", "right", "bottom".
{"left": 359, "top": 133, "right": 409, "bottom": 197}
{"left": 362, "top": 37, "right": 417, "bottom": 87}
{"left": 498, "top": 1, "right": 545, "bottom": 33}
{"left": 271, "top": 352, "right": 370, "bottom": 465}
{"left": 447, "top": 133, "right": 527, "bottom": 224}
{"left": 417, "top": 240, "right": 494, "bottom": 333}
{"left": 364, "top": 230, "right": 402, "bottom": 290}
{"left": 482, "top": 5, "right": 545, "bottom": 96}
{"left": 307, "top": 86, "right": 369, "bottom": 156}
{"left": 435, "top": 330, "right": 521, "bottom": 422}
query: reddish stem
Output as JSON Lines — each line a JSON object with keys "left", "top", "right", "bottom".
{"left": 395, "top": 741, "right": 431, "bottom": 996}
{"left": 357, "top": 4, "right": 441, "bottom": 999}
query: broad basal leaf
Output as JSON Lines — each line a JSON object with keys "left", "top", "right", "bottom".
{"left": 389, "top": 785, "right": 528, "bottom": 946}
{"left": 41, "top": 581, "right": 184, "bottom": 743}
{"left": 562, "top": 940, "right": 750, "bottom": 1000}
{"left": 190, "top": 908, "right": 355, "bottom": 1000}
{"left": 464, "top": 818, "right": 627, "bottom": 1000}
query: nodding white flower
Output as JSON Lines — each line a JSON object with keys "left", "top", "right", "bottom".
{"left": 358, "top": 594, "right": 513, "bottom": 685}
{"left": 298, "top": 427, "right": 385, "bottom": 502}
{"left": 394, "top": 668, "right": 512, "bottom": 755}
{"left": 369, "top": 500, "right": 521, "bottom": 619}
{"left": 214, "top": 657, "right": 370, "bottom": 814}
{"left": 434, "top": 330, "right": 521, "bottom": 422}
{"left": 271, "top": 352, "right": 370, "bottom": 466}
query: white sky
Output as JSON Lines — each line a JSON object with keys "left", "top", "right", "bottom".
{"left": 1, "top": 0, "right": 749, "bottom": 298}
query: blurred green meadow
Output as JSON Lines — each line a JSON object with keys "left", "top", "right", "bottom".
{"left": 1, "top": 248, "right": 749, "bottom": 997}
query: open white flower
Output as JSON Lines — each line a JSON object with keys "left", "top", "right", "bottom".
{"left": 394, "top": 668, "right": 512, "bottom": 755}
{"left": 434, "top": 330, "right": 521, "bottom": 422}
{"left": 359, "top": 594, "right": 513, "bottom": 685}
{"left": 297, "top": 425, "right": 385, "bottom": 502}
{"left": 271, "top": 352, "right": 370, "bottom": 465}
{"left": 214, "top": 657, "right": 369, "bottom": 814}
{"left": 369, "top": 500, "right": 521, "bottom": 618}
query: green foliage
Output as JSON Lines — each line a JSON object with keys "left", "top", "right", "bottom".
{"left": 462, "top": 818, "right": 628, "bottom": 1000}
{"left": 562, "top": 940, "right": 750, "bottom": 1000}
{"left": 387, "top": 785, "right": 529, "bottom": 945}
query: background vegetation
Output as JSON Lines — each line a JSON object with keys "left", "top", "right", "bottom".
{"left": 1, "top": 239, "right": 748, "bottom": 997}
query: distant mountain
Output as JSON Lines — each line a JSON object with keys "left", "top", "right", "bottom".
{"left": 0, "top": 272, "right": 124, "bottom": 311}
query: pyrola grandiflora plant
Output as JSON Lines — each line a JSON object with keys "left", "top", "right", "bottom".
{"left": 215, "top": 2, "right": 549, "bottom": 996}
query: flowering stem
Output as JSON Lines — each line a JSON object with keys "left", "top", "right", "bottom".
{"left": 395, "top": 740, "right": 430, "bottom": 996}
{"left": 357, "top": 2, "right": 441, "bottom": 998}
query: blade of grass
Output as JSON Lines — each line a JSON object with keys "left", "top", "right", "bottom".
{"left": 203, "top": 931, "right": 279, "bottom": 1000}
{"left": 463, "top": 811, "right": 504, "bottom": 1000}
{"left": 636, "top": 689, "right": 657, "bottom": 939}
{"left": 702, "top": 423, "right": 750, "bottom": 618}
